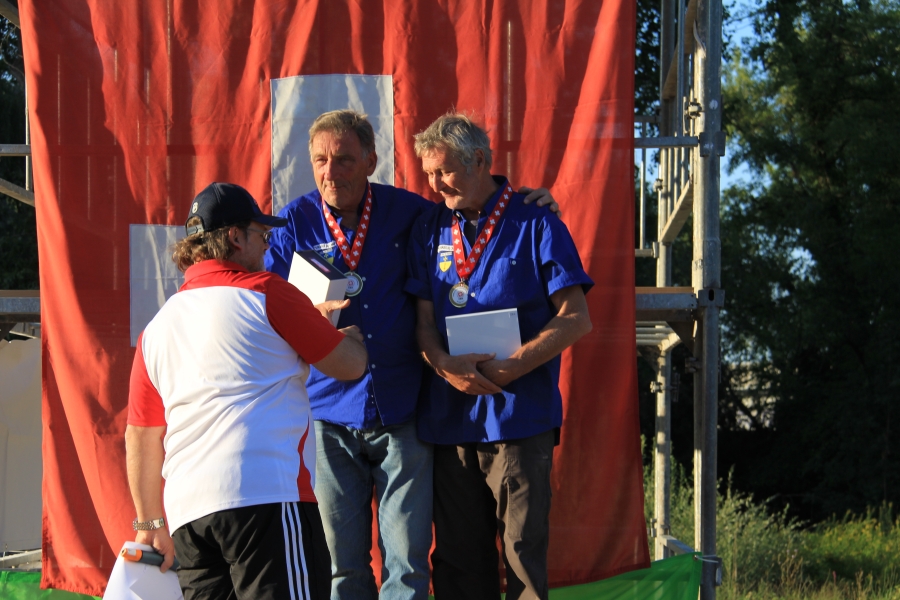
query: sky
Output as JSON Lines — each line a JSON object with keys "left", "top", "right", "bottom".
{"left": 721, "top": 0, "right": 758, "bottom": 189}
{"left": 635, "top": 0, "right": 758, "bottom": 191}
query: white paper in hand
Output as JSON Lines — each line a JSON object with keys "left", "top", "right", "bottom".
{"left": 445, "top": 308, "right": 522, "bottom": 359}
{"left": 103, "top": 541, "right": 183, "bottom": 600}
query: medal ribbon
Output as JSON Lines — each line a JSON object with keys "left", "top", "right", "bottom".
{"left": 451, "top": 182, "right": 514, "bottom": 281}
{"left": 322, "top": 185, "right": 373, "bottom": 271}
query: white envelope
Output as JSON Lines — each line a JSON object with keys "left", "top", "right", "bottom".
{"left": 445, "top": 308, "right": 522, "bottom": 359}
{"left": 103, "top": 541, "right": 183, "bottom": 600}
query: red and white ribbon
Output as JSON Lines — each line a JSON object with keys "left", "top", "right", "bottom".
{"left": 450, "top": 182, "right": 513, "bottom": 281}
{"left": 322, "top": 185, "right": 373, "bottom": 270}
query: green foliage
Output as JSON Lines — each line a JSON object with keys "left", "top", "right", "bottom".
{"left": 643, "top": 442, "right": 900, "bottom": 598}
{"left": 0, "top": 15, "right": 34, "bottom": 290}
{"left": 802, "top": 505, "right": 900, "bottom": 586}
{"left": 635, "top": 0, "right": 661, "bottom": 117}
{"left": 0, "top": 196, "right": 37, "bottom": 290}
{"left": 718, "top": 0, "right": 900, "bottom": 520}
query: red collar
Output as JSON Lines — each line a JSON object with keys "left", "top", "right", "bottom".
{"left": 183, "top": 259, "right": 248, "bottom": 283}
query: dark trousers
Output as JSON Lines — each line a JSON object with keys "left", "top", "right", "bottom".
{"left": 172, "top": 501, "right": 331, "bottom": 600}
{"left": 432, "top": 430, "right": 555, "bottom": 600}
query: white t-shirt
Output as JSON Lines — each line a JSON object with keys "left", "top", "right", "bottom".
{"left": 127, "top": 259, "right": 343, "bottom": 532}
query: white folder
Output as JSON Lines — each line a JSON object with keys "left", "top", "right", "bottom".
{"left": 103, "top": 541, "right": 183, "bottom": 600}
{"left": 287, "top": 250, "right": 349, "bottom": 325}
{"left": 445, "top": 308, "right": 522, "bottom": 359}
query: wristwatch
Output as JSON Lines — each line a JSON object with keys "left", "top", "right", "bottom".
{"left": 132, "top": 517, "right": 166, "bottom": 531}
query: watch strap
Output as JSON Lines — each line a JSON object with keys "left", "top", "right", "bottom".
{"left": 132, "top": 517, "right": 166, "bottom": 531}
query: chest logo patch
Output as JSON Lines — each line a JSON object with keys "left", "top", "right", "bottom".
{"left": 313, "top": 241, "right": 337, "bottom": 264}
{"left": 438, "top": 244, "right": 454, "bottom": 272}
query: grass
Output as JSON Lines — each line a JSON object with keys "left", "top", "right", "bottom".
{"left": 643, "top": 444, "right": 900, "bottom": 599}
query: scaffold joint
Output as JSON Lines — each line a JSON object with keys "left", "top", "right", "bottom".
{"left": 686, "top": 101, "right": 703, "bottom": 118}
{"left": 696, "top": 288, "right": 725, "bottom": 308}
{"left": 698, "top": 131, "right": 726, "bottom": 157}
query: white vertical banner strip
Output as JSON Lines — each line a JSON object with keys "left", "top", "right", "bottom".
{"left": 129, "top": 224, "right": 184, "bottom": 346}
{"left": 270, "top": 74, "right": 394, "bottom": 216}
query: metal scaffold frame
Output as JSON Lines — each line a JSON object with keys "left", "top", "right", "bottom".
{"left": 635, "top": 0, "right": 724, "bottom": 596}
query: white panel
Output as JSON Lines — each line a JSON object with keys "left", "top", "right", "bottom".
{"left": 0, "top": 338, "right": 42, "bottom": 550}
{"left": 130, "top": 224, "right": 184, "bottom": 346}
{"left": 271, "top": 74, "right": 394, "bottom": 215}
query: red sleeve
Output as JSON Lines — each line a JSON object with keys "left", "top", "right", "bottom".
{"left": 264, "top": 276, "right": 345, "bottom": 364}
{"left": 127, "top": 332, "right": 167, "bottom": 427}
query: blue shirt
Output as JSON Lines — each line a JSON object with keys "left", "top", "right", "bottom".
{"left": 405, "top": 178, "right": 593, "bottom": 444}
{"left": 265, "top": 183, "right": 434, "bottom": 429}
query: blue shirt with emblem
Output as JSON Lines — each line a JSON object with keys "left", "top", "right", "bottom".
{"left": 265, "top": 183, "right": 434, "bottom": 429}
{"left": 405, "top": 178, "right": 593, "bottom": 444}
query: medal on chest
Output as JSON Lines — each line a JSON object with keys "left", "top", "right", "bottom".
{"left": 449, "top": 282, "right": 469, "bottom": 307}
{"left": 323, "top": 186, "right": 373, "bottom": 297}
{"left": 448, "top": 182, "right": 514, "bottom": 308}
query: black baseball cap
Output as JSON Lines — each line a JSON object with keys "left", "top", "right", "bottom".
{"left": 185, "top": 182, "right": 287, "bottom": 235}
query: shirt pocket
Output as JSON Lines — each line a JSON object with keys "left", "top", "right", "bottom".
{"left": 477, "top": 257, "right": 538, "bottom": 307}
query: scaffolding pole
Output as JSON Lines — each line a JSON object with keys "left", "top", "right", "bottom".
{"left": 638, "top": 0, "right": 724, "bottom": 592}
{"left": 693, "top": 0, "right": 724, "bottom": 595}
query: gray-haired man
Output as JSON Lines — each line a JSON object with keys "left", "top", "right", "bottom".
{"left": 407, "top": 113, "right": 593, "bottom": 600}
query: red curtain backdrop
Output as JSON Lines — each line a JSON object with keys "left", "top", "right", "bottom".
{"left": 20, "top": 0, "right": 648, "bottom": 595}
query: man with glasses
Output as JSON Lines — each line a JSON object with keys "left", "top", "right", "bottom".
{"left": 126, "top": 182, "right": 367, "bottom": 600}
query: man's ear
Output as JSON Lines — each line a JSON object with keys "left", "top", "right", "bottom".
{"left": 365, "top": 149, "right": 378, "bottom": 177}
{"left": 229, "top": 226, "right": 246, "bottom": 251}
{"left": 474, "top": 149, "right": 485, "bottom": 170}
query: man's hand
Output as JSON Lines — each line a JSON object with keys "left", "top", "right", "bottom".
{"left": 315, "top": 299, "right": 350, "bottom": 322}
{"left": 519, "top": 186, "right": 561, "bottom": 216}
{"left": 135, "top": 529, "right": 176, "bottom": 573}
{"left": 313, "top": 325, "right": 368, "bottom": 380}
{"left": 416, "top": 298, "right": 501, "bottom": 395}
{"left": 477, "top": 357, "right": 521, "bottom": 388}
{"left": 339, "top": 325, "right": 364, "bottom": 343}
{"left": 434, "top": 352, "right": 503, "bottom": 395}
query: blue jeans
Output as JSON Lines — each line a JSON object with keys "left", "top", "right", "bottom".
{"left": 314, "top": 419, "right": 434, "bottom": 600}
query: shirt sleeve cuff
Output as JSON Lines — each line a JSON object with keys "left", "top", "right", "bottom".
{"left": 547, "top": 273, "right": 594, "bottom": 298}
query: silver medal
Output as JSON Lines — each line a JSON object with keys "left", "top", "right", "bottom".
{"left": 345, "top": 271, "right": 364, "bottom": 297}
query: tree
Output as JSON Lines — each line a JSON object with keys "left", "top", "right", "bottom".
{"left": 718, "top": 0, "right": 900, "bottom": 520}
{"left": 0, "top": 12, "right": 35, "bottom": 290}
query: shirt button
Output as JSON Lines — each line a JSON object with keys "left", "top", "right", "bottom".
{"left": 370, "top": 364, "right": 376, "bottom": 369}
{"left": 470, "top": 292, "right": 476, "bottom": 297}
{"left": 362, "top": 276, "right": 366, "bottom": 281}
{"left": 367, "top": 334, "right": 372, "bottom": 339}
{"left": 512, "top": 260, "right": 517, "bottom": 265}
{"left": 395, "top": 243, "right": 399, "bottom": 247}
{"left": 364, "top": 304, "right": 369, "bottom": 309}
